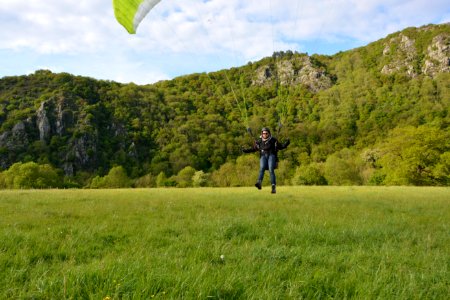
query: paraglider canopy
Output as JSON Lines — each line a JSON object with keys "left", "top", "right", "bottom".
{"left": 113, "top": 0, "right": 162, "bottom": 34}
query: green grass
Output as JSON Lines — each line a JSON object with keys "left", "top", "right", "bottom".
{"left": 0, "top": 186, "right": 449, "bottom": 299}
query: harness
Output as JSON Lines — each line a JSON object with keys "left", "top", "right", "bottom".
{"left": 257, "top": 137, "right": 277, "bottom": 156}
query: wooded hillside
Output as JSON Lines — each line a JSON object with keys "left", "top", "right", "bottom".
{"left": 0, "top": 23, "right": 449, "bottom": 187}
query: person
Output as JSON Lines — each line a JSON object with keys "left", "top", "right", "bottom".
{"left": 242, "top": 127, "right": 290, "bottom": 193}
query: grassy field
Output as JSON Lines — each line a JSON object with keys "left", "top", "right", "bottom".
{"left": 0, "top": 186, "right": 449, "bottom": 299}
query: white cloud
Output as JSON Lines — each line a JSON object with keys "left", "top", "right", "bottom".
{"left": 0, "top": 0, "right": 113, "bottom": 54}
{"left": 0, "top": 0, "right": 448, "bottom": 83}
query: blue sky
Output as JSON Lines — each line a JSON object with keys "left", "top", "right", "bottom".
{"left": 1, "top": 0, "right": 449, "bottom": 85}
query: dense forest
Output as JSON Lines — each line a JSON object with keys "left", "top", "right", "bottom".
{"left": 0, "top": 23, "right": 449, "bottom": 188}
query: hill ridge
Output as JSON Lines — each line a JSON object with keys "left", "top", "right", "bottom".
{"left": 0, "top": 23, "right": 449, "bottom": 187}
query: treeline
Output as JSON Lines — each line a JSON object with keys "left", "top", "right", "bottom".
{"left": 0, "top": 23, "right": 449, "bottom": 187}
{"left": 1, "top": 123, "right": 448, "bottom": 188}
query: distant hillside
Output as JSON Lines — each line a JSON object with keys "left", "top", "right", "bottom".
{"left": 0, "top": 23, "right": 449, "bottom": 187}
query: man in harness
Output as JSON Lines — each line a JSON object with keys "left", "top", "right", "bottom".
{"left": 242, "top": 127, "right": 290, "bottom": 193}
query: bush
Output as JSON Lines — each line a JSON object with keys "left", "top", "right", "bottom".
{"left": 276, "top": 159, "right": 295, "bottom": 185}
{"left": 156, "top": 172, "right": 176, "bottom": 187}
{"left": 324, "top": 148, "right": 363, "bottom": 185}
{"left": 1, "top": 161, "right": 61, "bottom": 189}
{"left": 192, "top": 170, "right": 209, "bottom": 187}
{"left": 211, "top": 162, "right": 237, "bottom": 187}
{"left": 433, "top": 152, "right": 450, "bottom": 185}
{"left": 90, "top": 166, "right": 131, "bottom": 188}
{"left": 134, "top": 173, "right": 156, "bottom": 188}
{"left": 292, "top": 163, "right": 327, "bottom": 185}
{"left": 0, "top": 172, "right": 7, "bottom": 188}
{"left": 235, "top": 155, "right": 259, "bottom": 186}
{"left": 175, "top": 166, "right": 196, "bottom": 187}
{"left": 156, "top": 172, "right": 167, "bottom": 187}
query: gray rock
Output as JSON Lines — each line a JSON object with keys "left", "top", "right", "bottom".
{"left": 381, "top": 33, "right": 417, "bottom": 77}
{"left": 36, "top": 101, "right": 51, "bottom": 141}
{"left": 252, "top": 55, "right": 332, "bottom": 92}
{"left": 422, "top": 33, "right": 450, "bottom": 76}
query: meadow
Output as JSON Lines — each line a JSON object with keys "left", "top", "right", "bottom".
{"left": 0, "top": 186, "right": 449, "bottom": 299}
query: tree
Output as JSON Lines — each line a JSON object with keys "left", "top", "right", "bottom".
{"left": 103, "top": 166, "right": 131, "bottom": 188}
{"left": 292, "top": 163, "right": 327, "bottom": 185}
{"left": 192, "top": 170, "right": 209, "bottom": 187}
{"left": 90, "top": 166, "right": 131, "bottom": 188}
{"left": 324, "top": 148, "right": 363, "bottom": 185}
{"left": 234, "top": 155, "right": 259, "bottom": 186}
{"left": 0, "top": 172, "right": 6, "bottom": 188}
{"left": 433, "top": 152, "right": 450, "bottom": 185}
{"left": 275, "top": 159, "right": 295, "bottom": 186}
{"left": 156, "top": 171, "right": 176, "bottom": 187}
{"left": 378, "top": 125, "right": 450, "bottom": 185}
{"left": 175, "top": 166, "right": 196, "bottom": 187}
{"left": 1, "top": 161, "right": 60, "bottom": 189}
{"left": 134, "top": 173, "right": 156, "bottom": 188}
{"left": 211, "top": 162, "right": 236, "bottom": 187}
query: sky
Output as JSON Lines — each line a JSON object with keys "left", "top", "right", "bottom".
{"left": 0, "top": 0, "right": 449, "bottom": 85}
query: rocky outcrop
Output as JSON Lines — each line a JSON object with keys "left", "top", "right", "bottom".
{"left": 381, "top": 27, "right": 449, "bottom": 78}
{"left": 0, "top": 93, "right": 101, "bottom": 175}
{"left": 0, "top": 121, "right": 29, "bottom": 150}
{"left": 252, "top": 55, "right": 333, "bottom": 92}
{"left": 60, "top": 106, "right": 100, "bottom": 175}
{"left": 35, "top": 95, "right": 76, "bottom": 142}
{"left": 36, "top": 101, "right": 51, "bottom": 141}
{"left": 294, "top": 60, "right": 333, "bottom": 92}
{"left": 381, "top": 33, "right": 417, "bottom": 77}
{"left": 73, "top": 132, "right": 98, "bottom": 168}
{"left": 253, "top": 66, "right": 274, "bottom": 85}
{"left": 422, "top": 33, "right": 450, "bottom": 76}
{"left": 0, "top": 120, "right": 32, "bottom": 169}
{"left": 55, "top": 96, "right": 75, "bottom": 136}
{"left": 62, "top": 162, "right": 74, "bottom": 177}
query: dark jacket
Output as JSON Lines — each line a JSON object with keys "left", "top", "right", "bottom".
{"left": 242, "top": 137, "right": 290, "bottom": 160}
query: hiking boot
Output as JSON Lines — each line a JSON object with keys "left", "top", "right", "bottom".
{"left": 271, "top": 184, "right": 276, "bottom": 194}
{"left": 255, "top": 181, "right": 262, "bottom": 190}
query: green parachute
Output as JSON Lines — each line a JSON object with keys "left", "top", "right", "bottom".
{"left": 113, "top": 0, "right": 162, "bottom": 34}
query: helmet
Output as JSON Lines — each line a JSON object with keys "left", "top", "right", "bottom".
{"left": 261, "top": 127, "right": 271, "bottom": 134}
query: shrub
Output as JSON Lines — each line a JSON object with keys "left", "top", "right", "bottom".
{"left": 134, "top": 173, "right": 156, "bottom": 188}
{"left": 276, "top": 159, "right": 295, "bottom": 185}
{"left": 175, "top": 166, "right": 196, "bottom": 187}
{"left": 156, "top": 172, "right": 176, "bottom": 187}
{"left": 235, "top": 155, "right": 259, "bottom": 186}
{"left": 90, "top": 166, "right": 131, "bottom": 188}
{"left": 0, "top": 172, "right": 7, "bottom": 188}
{"left": 292, "top": 163, "right": 327, "bottom": 185}
{"left": 211, "top": 162, "right": 236, "bottom": 187}
{"left": 192, "top": 170, "right": 209, "bottom": 187}
{"left": 324, "top": 148, "right": 363, "bottom": 185}
{"left": 1, "top": 161, "right": 61, "bottom": 189}
{"left": 156, "top": 172, "right": 167, "bottom": 187}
